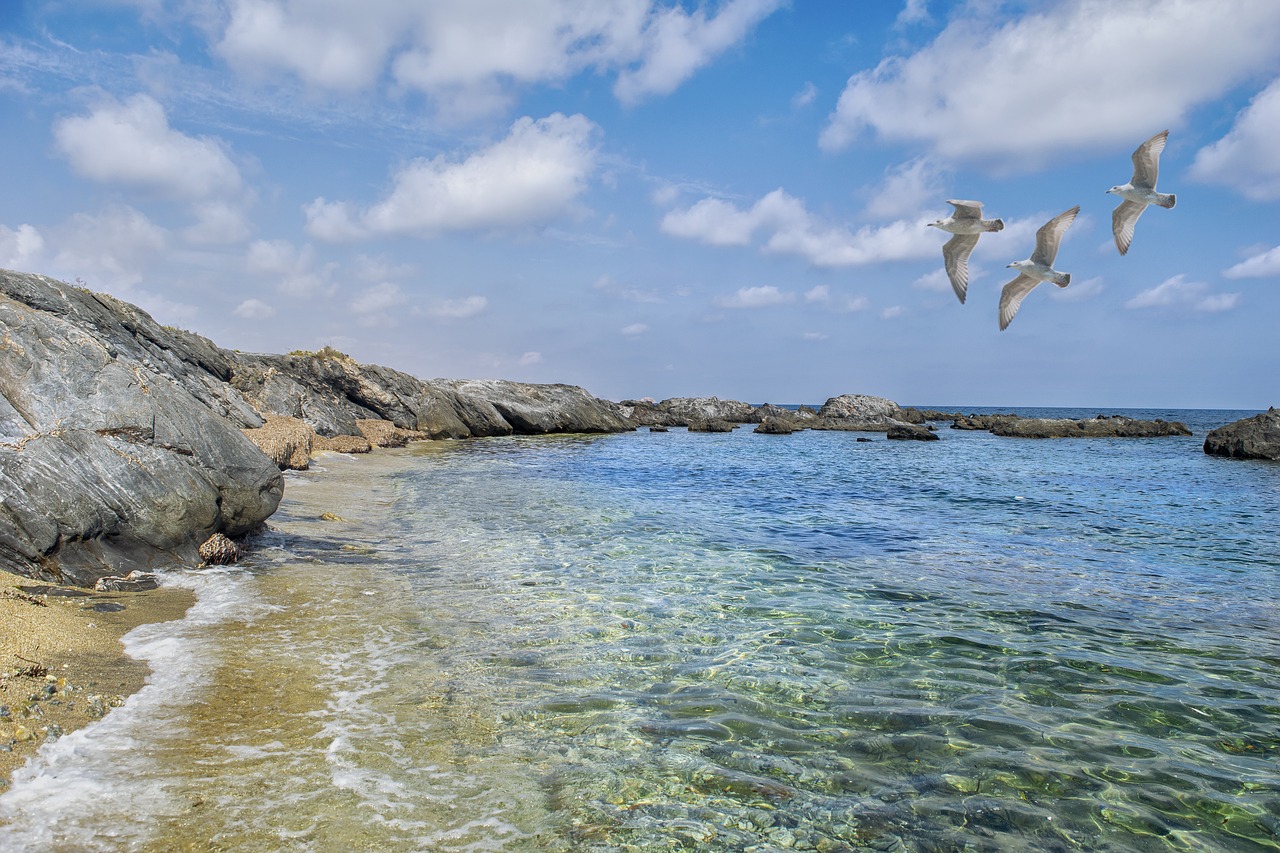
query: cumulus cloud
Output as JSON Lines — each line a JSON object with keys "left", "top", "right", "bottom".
{"left": 429, "top": 295, "right": 488, "bottom": 319}
{"left": 1191, "top": 76, "right": 1280, "bottom": 200}
{"left": 214, "top": 0, "right": 782, "bottom": 114}
{"left": 661, "top": 188, "right": 936, "bottom": 267}
{"left": 234, "top": 297, "right": 276, "bottom": 320}
{"left": 881, "top": 305, "right": 905, "bottom": 319}
{"left": 864, "top": 157, "right": 943, "bottom": 220}
{"left": 1125, "top": 274, "right": 1240, "bottom": 312}
{"left": 350, "top": 281, "right": 407, "bottom": 326}
{"left": 594, "top": 275, "right": 664, "bottom": 303}
{"left": 1049, "top": 275, "right": 1106, "bottom": 302}
{"left": 791, "top": 81, "right": 817, "bottom": 109}
{"left": 820, "top": 1, "right": 1280, "bottom": 167}
{"left": 0, "top": 223, "right": 45, "bottom": 271}
{"left": 1223, "top": 245, "right": 1280, "bottom": 279}
{"left": 246, "top": 239, "right": 335, "bottom": 296}
{"left": 714, "top": 284, "right": 794, "bottom": 308}
{"left": 55, "top": 93, "right": 243, "bottom": 200}
{"left": 305, "top": 113, "right": 599, "bottom": 240}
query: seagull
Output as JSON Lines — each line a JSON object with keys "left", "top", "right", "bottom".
{"left": 998, "top": 205, "right": 1080, "bottom": 331}
{"left": 1107, "top": 130, "right": 1176, "bottom": 256}
{"left": 927, "top": 199, "right": 1004, "bottom": 304}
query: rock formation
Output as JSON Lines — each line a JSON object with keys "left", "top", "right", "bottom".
{"left": 1203, "top": 408, "right": 1280, "bottom": 460}
{"left": 887, "top": 424, "right": 939, "bottom": 441}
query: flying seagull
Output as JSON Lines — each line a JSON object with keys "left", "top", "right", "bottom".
{"left": 927, "top": 199, "right": 1004, "bottom": 304}
{"left": 1107, "top": 130, "right": 1176, "bottom": 256}
{"left": 998, "top": 205, "right": 1080, "bottom": 331}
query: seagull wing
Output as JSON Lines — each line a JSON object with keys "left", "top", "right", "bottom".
{"left": 1131, "top": 130, "right": 1168, "bottom": 190}
{"left": 998, "top": 274, "right": 1040, "bottom": 331}
{"left": 942, "top": 233, "right": 980, "bottom": 304}
{"left": 1111, "top": 199, "right": 1147, "bottom": 256}
{"left": 946, "top": 199, "right": 984, "bottom": 220}
{"left": 1030, "top": 205, "right": 1080, "bottom": 267}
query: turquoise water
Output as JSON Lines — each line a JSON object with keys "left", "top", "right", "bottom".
{"left": 1, "top": 409, "right": 1278, "bottom": 851}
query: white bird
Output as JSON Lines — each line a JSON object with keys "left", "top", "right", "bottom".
{"left": 927, "top": 199, "right": 1004, "bottom": 304}
{"left": 998, "top": 205, "right": 1080, "bottom": 331}
{"left": 1107, "top": 130, "right": 1176, "bottom": 256}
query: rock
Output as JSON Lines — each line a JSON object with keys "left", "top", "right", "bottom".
{"left": 753, "top": 416, "right": 796, "bottom": 435}
{"left": 648, "top": 425, "right": 669, "bottom": 433}
{"left": 657, "top": 397, "right": 757, "bottom": 425}
{"left": 1204, "top": 408, "right": 1280, "bottom": 460}
{"left": 856, "top": 437, "right": 874, "bottom": 442}
{"left": 951, "top": 414, "right": 1019, "bottom": 431}
{"left": 1, "top": 270, "right": 283, "bottom": 587}
{"left": 991, "top": 416, "right": 1191, "bottom": 439}
{"left": 817, "top": 394, "right": 899, "bottom": 421}
{"left": 241, "top": 415, "right": 314, "bottom": 470}
{"left": 894, "top": 407, "right": 963, "bottom": 424}
{"left": 312, "top": 434, "right": 372, "bottom": 454}
{"left": 94, "top": 571, "right": 160, "bottom": 592}
{"left": 355, "top": 418, "right": 426, "bottom": 448}
{"left": 887, "top": 424, "right": 939, "bottom": 441}
{"left": 687, "top": 418, "right": 736, "bottom": 433}
{"left": 440, "top": 380, "right": 634, "bottom": 435}
{"left": 616, "top": 399, "right": 680, "bottom": 427}
{"left": 198, "top": 533, "right": 240, "bottom": 565}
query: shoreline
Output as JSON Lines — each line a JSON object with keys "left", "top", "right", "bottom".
{"left": 0, "top": 574, "right": 195, "bottom": 786}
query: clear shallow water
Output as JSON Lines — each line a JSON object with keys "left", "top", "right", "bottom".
{"left": 2, "top": 409, "right": 1278, "bottom": 851}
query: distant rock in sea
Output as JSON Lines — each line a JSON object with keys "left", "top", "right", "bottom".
{"left": 1203, "top": 408, "right": 1280, "bottom": 460}
{"left": 887, "top": 424, "right": 939, "bottom": 441}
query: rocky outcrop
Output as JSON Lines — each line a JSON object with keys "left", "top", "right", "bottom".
{"left": 687, "top": 418, "right": 736, "bottom": 433}
{"left": 0, "top": 269, "right": 636, "bottom": 585}
{"left": 657, "top": 397, "right": 759, "bottom": 425}
{"left": 887, "top": 424, "right": 939, "bottom": 441}
{"left": 988, "top": 416, "right": 1191, "bottom": 439}
{"left": 753, "top": 416, "right": 795, "bottom": 435}
{"left": 894, "top": 407, "right": 964, "bottom": 424}
{"left": 1203, "top": 408, "right": 1280, "bottom": 460}
{"left": 1, "top": 270, "right": 284, "bottom": 586}
{"left": 810, "top": 394, "right": 911, "bottom": 432}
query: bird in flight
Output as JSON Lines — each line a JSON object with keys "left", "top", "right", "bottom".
{"left": 928, "top": 199, "right": 1004, "bottom": 304}
{"left": 999, "top": 206, "right": 1080, "bottom": 331}
{"left": 1107, "top": 130, "right": 1176, "bottom": 256}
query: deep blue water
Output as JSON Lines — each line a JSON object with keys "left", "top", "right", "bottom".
{"left": 2, "top": 407, "right": 1277, "bottom": 851}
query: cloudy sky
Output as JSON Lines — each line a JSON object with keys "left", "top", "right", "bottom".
{"left": 2, "top": 1, "right": 1278, "bottom": 409}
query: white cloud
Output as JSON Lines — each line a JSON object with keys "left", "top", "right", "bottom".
{"left": 620, "top": 322, "right": 649, "bottom": 337}
{"left": 594, "top": 275, "right": 664, "bottom": 303}
{"left": 864, "top": 157, "right": 942, "bottom": 220}
{"left": 820, "top": 1, "right": 1280, "bottom": 166}
{"left": 1125, "top": 274, "right": 1240, "bottom": 313}
{"left": 1223, "top": 244, "right": 1280, "bottom": 279}
{"left": 519, "top": 351, "right": 543, "bottom": 366}
{"left": 881, "top": 305, "right": 905, "bottom": 319}
{"left": 791, "top": 81, "right": 817, "bottom": 109}
{"left": 0, "top": 223, "right": 45, "bottom": 271}
{"left": 214, "top": 1, "right": 782, "bottom": 114}
{"left": 714, "top": 284, "right": 794, "bottom": 308}
{"left": 185, "top": 201, "right": 251, "bottom": 244}
{"left": 55, "top": 93, "right": 243, "bottom": 200}
{"left": 842, "top": 295, "right": 871, "bottom": 313}
{"left": 350, "top": 282, "right": 407, "bottom": 327}
{"left": 895, "top": 0, "right": 930, "bottom": 27}
{"left": 1049, "top": 275, "right": 1106, "bottom": 302}
{"left": 801, "top": 330, "right": 828, "bottom": 341}
{"left": 661, "top": 188, "right": 936, "bottom": 267}
{"left": 246, "top": 239, "right": 334, "bottom": 296}
{"left": 804, "top": 284, "right": 830, "bottom": 302}
{"left": 613, "top": 0, "right": 784, "bottom": 104}
{"left": 234, "top": 297, "right": 275, "bottom": 320}
{"left": 306, "top": 113, "right": 599, "bottom": 240}
{"left": 1191, "top": 76, "right": 1280, "bottom": 200}
{"left": 50, "top": 205, "right": 167, "bottom": 289}
{"left": 429, "top": 295, "right": 488, "bottom": 319}
{"left": 912, "top": 267, "right": 950, "bottom": 293}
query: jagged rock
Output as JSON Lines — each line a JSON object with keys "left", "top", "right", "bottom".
{"left": 817, "top": 394, "right": 899, "bottom": 421}
{"left": 94, "top": 571, "right": 160, "bottom": 592}
{"left": 313, "top": 434, "right": 372, "bottom": 454}
{"left": 687, "top": 418, "right": 736, "bottom": 433}
{"left": 1, "top": 269, "right": 283, "bottom": 586}
{"left": 754, "top": 416, "right": 796, "bottom": 435}
{"left": 951, "top": 414, "right": 1020, "bottom": 430}
{"left": 648, "top": 425, "right": 669, "bottom": 433}
{"left": 887, "top": 424, "right": 939, "bottom": 441}
{"left": 894, "top": 407, "right": 963, "bottom": 424}
{"left": 856, "top": 437, "right": 874, "bottom": 442}
{"left": 617, "top": 398, "right": 680, "bottom": 427}
{"left": 241, "top": 415, "right": 314, "bottom": 470}
{"left": 1203, "top": 408, "right": 1280, "bottom": 460}
{"left": 990, "top": 416, "right": 1191, "bottom": 439}
{"left": 441, "top": 380, "right": 634, "bottom": 435}
{"left": 197, "top": 533, "right": 240, "bottom": 565}
{"left": 658, "top": 397, "right": 757, "bottom": 425}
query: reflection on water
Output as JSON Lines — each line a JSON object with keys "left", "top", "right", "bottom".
{"left": 2, "top": 420, "right": 1278, "bottom": 852}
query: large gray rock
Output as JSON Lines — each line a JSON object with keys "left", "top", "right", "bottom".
{"left": 657, "top": 397, "right": 758, "bottom": 424}
{"left": 440, "top": 380, "right": 633, "bottom": 435}
{"left": 1, "top": 270, "right": 283, "bottom": 585}
{"left": 989, "top": 416, "right": 1191, "bottom": 439}
{"left": 811, "top": 394, "right": 908, "bottom": 431}
{"left": 1204, "top": 408, "right": 1280, "bottom": 460}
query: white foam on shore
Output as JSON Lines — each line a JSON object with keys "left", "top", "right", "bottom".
{"left": 0, "top": 567, "right": 263, "bottom": 851}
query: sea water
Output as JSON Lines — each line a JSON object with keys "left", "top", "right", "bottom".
{"left": 1, "top": 409, "right": 1277, "bottom": 852}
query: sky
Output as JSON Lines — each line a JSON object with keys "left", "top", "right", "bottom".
{"left": 2, "top": 0, "right": 1278, "bottom": 410}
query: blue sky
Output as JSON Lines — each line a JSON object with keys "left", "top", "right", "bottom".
{"left": 2, "top": 1, "right": 1278, "bottom": 409}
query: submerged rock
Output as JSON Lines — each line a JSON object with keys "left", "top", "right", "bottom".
{"left": 753, "top": 416, "right": 796, "bottom": 435}
{"left": 887, "top": 424, "right": 939, "bottom": 441}
{"left": 687, "top": 418, "right": 736, "bottom": 433}
{"left": 1203, "top": 408, "right": 1280, "bottom": 460}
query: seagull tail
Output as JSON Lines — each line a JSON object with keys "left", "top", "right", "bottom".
{"left": 1053, "top": 272, "right": 1070, "bottom": 288}
{"left": 1156, "top": 193, "right": 1176, "bottom": 209}
{"left": 987, "top": 219, "right": 1005, "bottom": 232}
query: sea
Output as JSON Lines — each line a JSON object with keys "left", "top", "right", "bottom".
{"left": 1, "top": 407, "right": 1277, "bottom": 852}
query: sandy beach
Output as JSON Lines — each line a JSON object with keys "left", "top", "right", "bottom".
{"left": 0, "top": 573, "right": 195, "bottom": 786}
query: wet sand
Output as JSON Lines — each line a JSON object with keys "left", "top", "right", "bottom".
{"left": 0, "top": 573, "right": 195, "bottom": 786}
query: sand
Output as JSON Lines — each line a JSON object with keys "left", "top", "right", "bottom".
{"left": 0, "top": 573, "right": 195, "bottom": 787}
